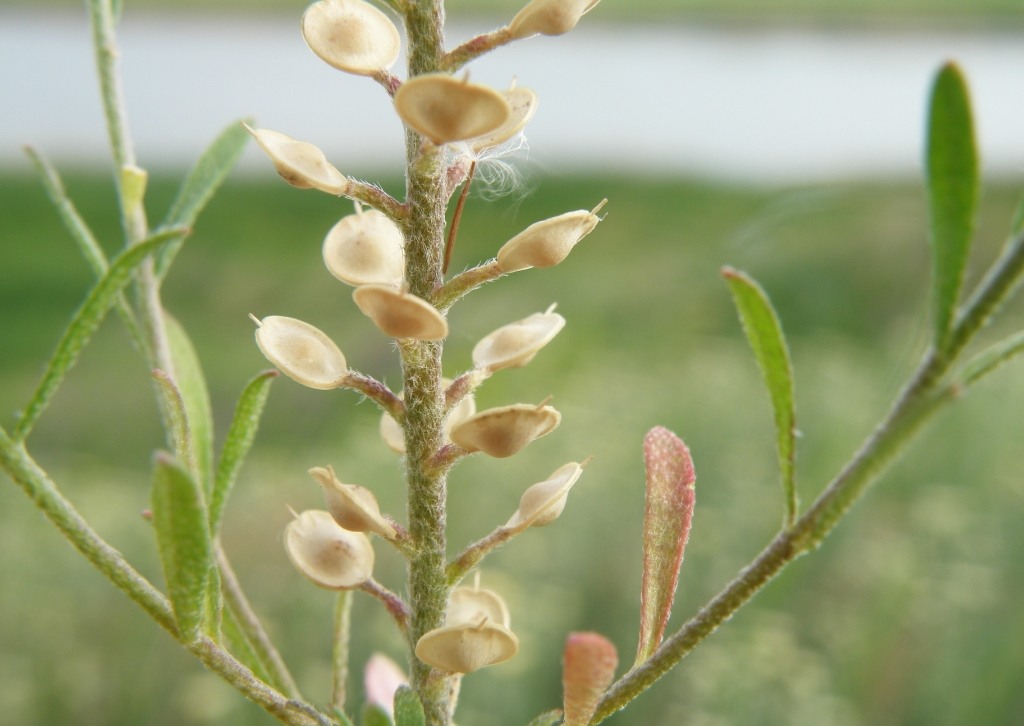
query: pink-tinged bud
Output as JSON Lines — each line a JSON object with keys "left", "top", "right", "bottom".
{"left": 562, "top": 631, "right": 618, "bottom": 726}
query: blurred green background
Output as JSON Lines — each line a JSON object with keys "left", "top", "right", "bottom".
{"left": 3, "top": 2, "right": 1024, "bottom": 726}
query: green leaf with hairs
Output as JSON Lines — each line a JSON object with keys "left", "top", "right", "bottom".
{"left": 151, "top": 452, "right": 214, "bottom": 644}
{"left": 165, "top": 314, "right": 215, "bottom": 490}
{"left": 926, "top": 62, "right": 979, "bottom": 350}
{"left": 723, "top": 267, "right": 798, "bottom": 524}
{"left": 156, "top": 119, "right": 251, "bottom": 279}
{"left": 956, "top": 330, "right": 1024, "bottom": 387}
{"left": 210, "top": 370, "right": 278, "bottom": 535}
{"left": 13, "top": 229, "right": 183, "bottom": 441}
{"left": 361, "top": 702, "right": 393, "bottom": 726}
{"left": 393, "top": 686, "right": 426, "bottom": 726}
{"left": 524, "top": 710, "right": 564, "bottom": 726}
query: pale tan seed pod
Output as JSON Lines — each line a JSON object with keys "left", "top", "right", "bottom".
{"left": 309, "top": 466, "right": 397, "bottom": 540}
{"left": 506, "top": 461, "right": 583, "bottom": 529}
{"left": 472, "top": 304, "right": 565, "bottom": 372}
{"left": 353, "top": 285, "right": 449, "bottom": 340}
{"left": 496, "top": 199, "right": 606, "bottom": 273}
{"left": 323, "top": 208, "right": 405, "bottom": 287}
{"left": 509, "top": 0, "right": 601, "bottom": 39}
{"left": 301, "top": 0, "right": 401, "bottom": 76}
{"left": 394, "top": 74, "right": 512, "bottom": 145}
{"left": 379, "top": 379, "right": 476, "bottom": 454}
{"left": 468, "top": 86, "right": 539, "bottom": 153}
{"left": 284, "top": 509, "right": 374, "bottom": 589}
{"left": 243, "top": 124, "right": 347, "bottom": 195}
{"left": 252, "top": 315, "right": 349, "bottom": 390}
{"left": 448, "top": 585, "right": 512, "bottom": 628}
{"left": 449, "top": 402, "right": 561, "bottom": 458}
{"left": 415, "top": 620, "right": 519, "bottom": 674}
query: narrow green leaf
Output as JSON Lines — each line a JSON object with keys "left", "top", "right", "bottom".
{"left": 210, "top": 370, "right": 278, "bottom": 535}
{"left": 563, "top": 632, "right": 618, "bottom": 726}
{"left": 332, "top": 708, "right": 357, "bottom": 726}
{"left": 926, "top": 62, "right": 979, "bottom": 349}
{"left": 151, "top": 452, "right": 214, "bottom": 644}
{"left": 24, "top": 146, "right": 109, "bottom": 277}
{"left": 165, "top": 314, "right": 215, "bottom": 491}
{"left": 636, "top": 426, "right": 695, "bottom": 665}
{"left": 361, "top": 702, "right": 394, "bottom": 726}
{"left": 1010, "top": 192, "right": 1024, "bottom": 237}
{"left": 957, "top": 330, "right": 1024, "bottom": 387}
{"left": 13, "top": 228, "right": 183, "bottom": 441}
{"left": 524, "top": 710, "right": 564, "bottom": 726}
{"left": 152, "top": 369, "right": 197, "bottom": 479}
{"left": 221, "top": 600, "right": 276, "bottom": 686}
{"left": 723, "top": 267, "right": 798, "bottom": 524}
{"left": 393, "top": 686, "right": 426, "bottom": 726}
{"left": 155, "top": 120, "right": 251, "bottom": 279}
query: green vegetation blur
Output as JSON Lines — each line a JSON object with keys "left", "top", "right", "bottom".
{"left": 2, "top": 166, "right": 1022, "bottom": 725}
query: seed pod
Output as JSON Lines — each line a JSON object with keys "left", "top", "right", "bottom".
{"left": 509, "top": 0, "right": 601, "bottom": 39}
{"left": 253, "top": 315, "right": 349, "bottom": 390}
{"left": 472, "top": 305, "right": 565, "bottom": 372}
{"left": 353, "top": 285, "right": 449, "bottom": 340}
{"left": 301, "top": 0, "right": 401, "bottom": 76}
{"left": 449, "top": 402, "right": 561, "bottom": 458}
{"left": 309, "top": 466, "right": 397, "bottom": 539}
{"left": 243, "top": 124, "right": 347, "bottom": 195}
{"left": 394, "top": 74, "right": 511, "bottom": 145}
{"left": 284, "top": 509, "right": 374, "bottom": 590}
{"left": 506, "top": 461, "right": 583, "bottom": 529}
{"left": 379, "top": 379, "right": 476, "bottom": 453}
{"left": 323, "top": 208, "right": 405, "bottom": 287}
{"left": 496, "top": 199, "right": 606, "bottom": 273}
{"left": 415, "top": 620, "right": 519, "bottom": 674}
{"left": 468, "top": 86, "right": 539, "bottom": 153}
{"left": 448, "top": 585, "right": 512, "bottom": 628}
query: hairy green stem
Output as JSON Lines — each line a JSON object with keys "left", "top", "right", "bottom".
{"left": 332, "top": 590, "right": 354, "bottom": 715}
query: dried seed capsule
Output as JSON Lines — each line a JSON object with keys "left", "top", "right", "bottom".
{"left": 496, "top": 199, "right": 606, "bottom": 273}
{"left": 415, "top": 620, "right": 519, "bottom": 674}
{"left": 448, "top": 585, "right": 512, "bottom": 628}
{"left": 253, "top": 315, "right": 349, "bottom": 390}
{"left": 394, "top": 74, "right": 512, "bottom": 145}
{"left": 468, "top": 86, "right": 539, "bottom": 153}
{"left": 309, "top": 466, "right": 397, "bottom": 540}
{"left": 284, "top": 509, "right": 374, "bottom": 589}
{"left": 301, "top": 0, "right": 401, "bottom": 76}
{"left": 509, "top": 0, "right": 601, "bottom": 39}
{"left": 472, "top": 305, "right": 565, "bottom": 372}
{"left": 243, "top": 124, "right": 347, "bottom": 195}
{"left": 506, "top": 461, "right": 583, "bottom": 529}
{"left": 379, "top": 379, "right": 476, "bottom": 453}
{"left": 353, "top": 284, "right": 449, "bottom": 340}
{"left": 449, "top": 402, "right": 561, "bottom": 458}
{"left": 323, "top": 208, "right": 405, "bottom": 287}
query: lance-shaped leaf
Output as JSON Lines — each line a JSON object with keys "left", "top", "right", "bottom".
{"left": 152, "top": 369, "right": 197, "bottom": 478}
{"left": 393, "top": 686, "right": 425, "bottom": 726}
{"left": 151, "top": 452, "right": 214, "bottom": 643}
{"left": 636, "top": 426, "right": 695, "bottom": 665}
{"left": 926, "top": 62, "right": 979, "bottom": 350}
{"left": 956, "top": 330, "right": 1024, "bottom": 388}
{"left": 13, "top": 229, "right": 182, "bottom": 441}
{"left": 156, "top": 119, "right": 251, "bottom": 278}
{"left": 524, "top": 710, "right": 564, "bottom": 726}
{"left": 209, "top": 370, "right": 278, "bottom": 535}
{"left": 723, "top": 267, "right": 798, "bottom": 524}
{"left": 165, "top": 314, "right": 214, "bottom": 490}
{"left": 562, "top": 632, "right": 618, "bottom": 726}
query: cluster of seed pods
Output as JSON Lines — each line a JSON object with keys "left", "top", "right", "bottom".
{"left": 248, "top": 0, "right": 603, "bottom": 680}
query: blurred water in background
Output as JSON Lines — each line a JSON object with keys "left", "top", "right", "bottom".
{"left": 1, "top": 9, "right": 1022, "bottom": 183}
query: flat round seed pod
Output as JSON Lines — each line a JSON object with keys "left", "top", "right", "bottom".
{"left": 496, "top": 200, "right": 605, "bottom": 273}
{"left": 323, "top": 209, "right": 405, "bottom": 287}
{"left": 468, "top": 86, "right": 538, "bottom": 153}
{"left": 449, "top": 586, "right": 511, "bottom": 629}
{"left": 415, "top": 621, "right": 519, "bottom": 674}
{"left": 301, "top": 0, "right": 401, "bottom": 75}
{"left": 353, "top": 285, "right": 449, "bottom": 340}
{"left": 253, "top": 315, "right": 348, "bottom": 390}
{"left": 309, "top": 466, "right": 397, "bottom": 539}
{"left": 244, "top": 124, "right": 347, "bottom": 195}
{"left": 394, "top": 74, "right": 511, "bottom": 145}
{"left": 509, "top": 0, "right": 601, "bottom": 39}
{"left": 472, "top": 307, "right": 565, "bottom": 372}
{"left": 449, "top": 402, "right": 561, "bottom": 458}
{"left": 284, "top": 509, "right": 374, "bottom": 589}
{"left": 506, "top": 461, "right": 583, "bottom": 529}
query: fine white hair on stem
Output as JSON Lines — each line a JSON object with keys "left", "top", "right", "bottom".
{"left": 448, "top": 134, "right": 533, "bottom": 200}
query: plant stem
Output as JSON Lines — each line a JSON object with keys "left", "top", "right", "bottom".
{"left": 332, "top": 590, "right": 354, "bottom": 715}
